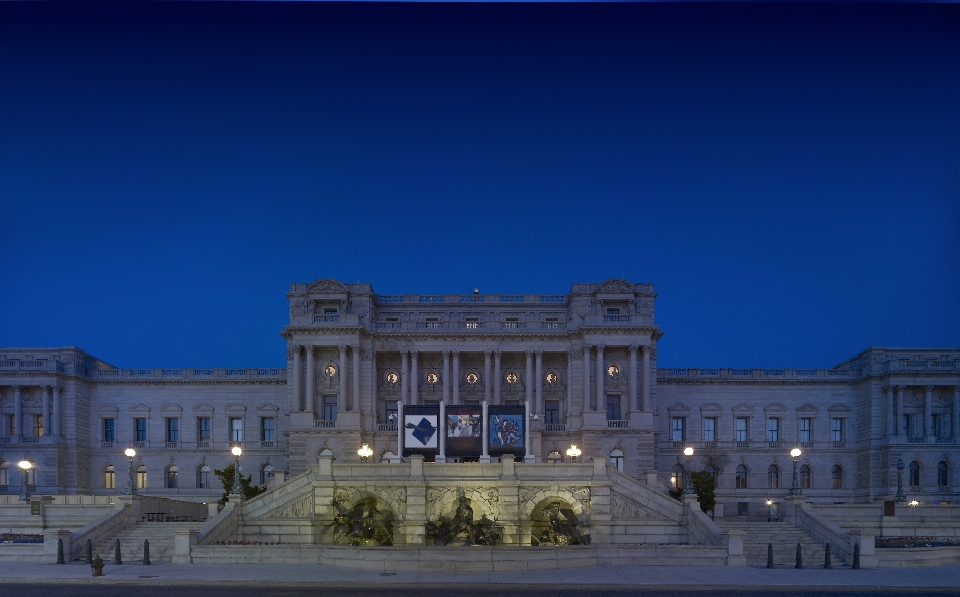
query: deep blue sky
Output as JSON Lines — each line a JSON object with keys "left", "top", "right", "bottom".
{"left": 1, "top": 2, "right": 958, "bottom": 370}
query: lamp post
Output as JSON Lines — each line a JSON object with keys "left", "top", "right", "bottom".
{"left": 124, "top": 448, "right": 137, "bottom": 495}
{"left": 230, "top": 446, "right": 242, "bottom": 496}
{"left": 18, "top": 460, "right": 32, "bottom": 502}
{"left": 896, "top": 458, "right": 906, "bottom": 502}
{"left": 683, "top": 447, "right": 695, "bottom": 494}
{"left": 790, "top": 448, "right": 802, "bottom": 496}
{"left": 358, "top": 444, "right": 373, "bottom": 463}
{"left": 566, "top": 444, "right": 581, "bottom": 463}
{"left": 766, "top": 499, "right": 774, "bottom": 522}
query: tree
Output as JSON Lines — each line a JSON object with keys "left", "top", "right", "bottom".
{"left": 668, "top": 469, "right": 717, "bottom": 514}
{"left": 214, "top": 463, "right": 266, "bottom": 505}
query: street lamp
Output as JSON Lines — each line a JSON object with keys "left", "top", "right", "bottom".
{"left": 18, "top": 460, "right": 32, "bottom": 502}
{"left": 230, "top": 446, "right": 242, "bottom": 496}
{"left": 896, "top": 458, "right": 906, "bottom": 502}
{"left": 790, "top": 448, "right": 802, "bottom": 496}
{"left": 683, "top": 447, "right": 695, "bottom": 494}
{"left": 124, "top": 448, "right": 137, "bottom": 495}
{"left": 766, "top": 499, "right": 774, "bottom": 522}
{"left": 566, "top": 444, "right": 581, "bottom": 463}
{"left": 358, "top": 444, "right": 373, "bottom": 463}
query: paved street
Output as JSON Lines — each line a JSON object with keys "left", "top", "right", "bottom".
{"left": 2, "top": 562, "right": 960, "bottom": 592}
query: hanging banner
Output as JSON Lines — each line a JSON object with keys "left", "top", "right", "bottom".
{"left": 402, "top": 405, "right": 440, "bottom": 458}
{"left": 445, "top": 405, "right": 483, "bottom": 458}
{"left": 488, "top": 405, "right": 526, "bottom": 458}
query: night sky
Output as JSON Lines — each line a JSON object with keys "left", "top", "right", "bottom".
{"left": 1, "top": 2, "right": 958, "bottom": 370}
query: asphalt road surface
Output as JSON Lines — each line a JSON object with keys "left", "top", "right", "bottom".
{"left": 2, "top": 585, "right": 958, "bottom": 597}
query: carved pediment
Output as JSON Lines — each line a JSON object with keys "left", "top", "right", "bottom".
{"left": 128, "top": 403, "right": 151, "bottom": 414}
{"left": 224, "top": 403, "right": 247, "bottom": 415}
{"left": 796, "top": 403, "right": 820, "bottom": 413}
{"left": 193, "top": 403, "right": 215, "bottom": 414}
{"left": 764, "top": 403, "right": 788, "bottom": 413}
{"left": 667, "top": 402, "right": 691, "bottom": 414}
{"left": 828, "top": 403, "right": 851, "bottom": 413}
{"left": 308, "top": 278, "right": 347, "bottom": 293}
{"left": 256, "top": 402, "right": 280, "bottom": 413}
{"left": 97, "top": 404, "right": 119, "bottom": 416}
{"left": 732, "top": 403, "right": 755, "bottom": 413}
{"left": 700, "top": 403, "right": 723, "bottom": 414}
{"left": 160, "top": 403, "right": 183, "bottom": 414}
{"left": 596, "top": 278, "right": 636, "bottom": 293}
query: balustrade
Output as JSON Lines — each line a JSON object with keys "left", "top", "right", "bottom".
{"left": 315, "top": 420, "right": 336, "bottom": 429}
{"left": 607, "top": 420, "right": 629, "bottom": 429}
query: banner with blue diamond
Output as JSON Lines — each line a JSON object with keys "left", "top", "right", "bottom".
{"left": 402, "top": 405, "right": 440, "bottom": 458}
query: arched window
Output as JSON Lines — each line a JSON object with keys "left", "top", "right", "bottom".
{"left": 380, "top": 451, "right": 396, "bottom": 463}
{"left": 104, "top": 465, "right": 116, "bottom": 490}
{"left": 736, "top": 464, "right": 748, "bottom": 489}
{"left": 831, "top": 465, "right": 843, "bottom": 489}
{"left": 799, "top": 464, "right": 811, "bottom": 489}
{"left": 136, "top": 465, "right": 147, "bottom": 489}
{"left": 671, "top": 464, "right": 685, "bottom": 490}
{"left": 938, "top": 461, "right": 949, "bottom": 488}
{"left": 261, "top": 463, "right": 274, "bottom": 485}
{"left": 197, "top": 465, "right": 211, "bottom": 489}
{"left": 547, "top": 451, "right": 563, "bottom": 464}
{"left": 909, "top": 461, "right": 921, "bottom": 487}
{"left": 768, "top": 464, "right": 780, "bottom": 489}
{"left": 166, "top": 464, "right": 179, "bottom": 489}
{"left": 609, "top": 449, "right": 624, "bottom": 473}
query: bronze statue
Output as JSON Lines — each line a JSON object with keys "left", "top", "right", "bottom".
{"left": 532, "top": 502, "right": 589, "bottom": 546}
{"left": 426, "top": 487, "right": 503, "bottom": 546}
{"left": 328, "top": 497, "right": 393, "bottom": 546}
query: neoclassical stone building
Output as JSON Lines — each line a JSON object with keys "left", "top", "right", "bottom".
{"left": 1, "top": 278, "right": 957, "bottom": 516}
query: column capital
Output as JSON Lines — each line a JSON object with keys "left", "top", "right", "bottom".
{"left": 337, "top": 343, "right": 347, "bottom": 352}
{"left": 596, "top": 343, "right": 605, "bottom": 353}
{"left": 525, "top": 349, "right": 534, "bottom": 358}
{"left": 494, "top": 349, "right": 502, "bottom": 357}
{"left": 629, "top": 343, "right": 639, "bottom": 353}
{"left": 484, "top": 350, "right": 492, "bottom": 357}
{"left": 442, "top": 350, "right": 450, "bottom": 357}
{"left": 351, "top": 343, "right": 360, "bottom": 351}
{"left": 411, "top": 349, "right": 419, "bottom": 357}
{"left": 452, "top": 349, "right": 460, "bottom": 357}
{"left": 535, "top": 349, "right": 543, "bottom": 358}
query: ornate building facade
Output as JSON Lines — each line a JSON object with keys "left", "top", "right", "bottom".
{"left": 1, "top": 278, "right": 957, "bottom": 515}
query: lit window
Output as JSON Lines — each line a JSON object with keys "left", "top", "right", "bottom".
{"left": 136, "top": 465, "right": 147, "bottom": 489}
{"left": 546, "top": 372, "right": 558, "bottom": 384}
{"left": 607, "top": 364, "right": 619, "bottom": 377}
{"left": 166, "top": 465, "right": 179, "bottom": 489}
{"left": 426, "top": 372, "right": 439, "bottom": 384}
{"left": 466, "top": 372, "right": 479, "bottom": 384}
{"left": 799, "top": 465, "right": 811, "bottom": 489}
{"left": 34, "top": 415, "right": 43, "bottom": 437}
{"left": 386, "top": 372, "right": 398, "bottom": 384}
{"left": 104, "top": 465, "right": 115, "bottom": 489}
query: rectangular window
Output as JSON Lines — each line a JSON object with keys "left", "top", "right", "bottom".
{"left": 606, "top": 308, "right": 620, "bottom": 315}
{"left": 465, "top": 317, "right": 479, "bottom": 329}
{"left": 324, "top": 308, "right": 337, "bottom": 315}
{"left": 767, "top": 418, "right": 780, "bottom": 442}
{"left": 104, "top": 467, "right": 115, "bottom": 490}
{"left": 799, "top": 418, "right": 812, "bottom": 443}
{"left": 904, "top": 414, "right": 914, "bottom": 437}
{"left": 735, "top": 417, "right": 749, "bottom": 442}
{"left": 385, "top": 402, "right": 398, "bottom": 425}
{"left": 671, "top": 417, "right": 685, "bottom": 442}
{"left": 103, "top": 418, "right": 115, "bottom": 443}
{"left": 261, "top": 417, "right": 275, "bottom": 441}
{"left": 606, "top": 395, "right": 621, "bottom": 421}
{"left": 134, "top": 418, "right": 147, "bottom": 442}
{"left": 34, "top": 415, "right": 43, "bottom": 437}
{"left": 831, "top": 418, "right": 843, "bottom": 442}
{"left": 703, "top": 418, "right": 716, "bottom": 442}
{"left": 197, "top": 417, "right": 211, "bottom": 441}
{"left": 230, "top": 417, "right": 243, "bottom": 442}
{"left": 545, "top": 401, "right": 561, "bottom": 425}
{"left": 166, "top": 418, "right": 179, "bottom": 443}
{"left": 323, "top": 397, "right": 337, "bottom": 421}
{"left": 5, "top": 414, "right": 14, "bottom": 437}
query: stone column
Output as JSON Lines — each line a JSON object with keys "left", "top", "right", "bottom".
{"left": 535, "top": 350, "right": 543, "bottom": 416}
{"left": 13, "top": 385, "right": 22, "bottom": 437}
{"left": 52, "top": 386, "right": 60, "bottom": 438}
{"left": 41, "top": 386, "right": 50, "bottom": 436}
{"left": 304, "top": 346, "right": 314, "bottom": 413}
{"left": 338, "top": 344, "right": 347, "bottom": 412}
{"left": 410, "top": 350, "right": 419, "bottom": 405}
{"left": 582, "top": 346, "right": 591, "bottom": 411}
{"left": 401, "top": 351, "right": 409, "bottom": 406}
{"left": 452, "top": 350, "right": 460, "bottom": 405}
{"left": 524, "top": 400, "right": 533, "bottom": 462}
{"left": 292, "top": 346, "right": 303, "bottom": 412}
{"left": 442, "top": 351, "right": 450, "bottom": 405}
{"left": 494, "top": 350, "right": 502, "bottom": 405}
{"left": 953, "top": 386, "right": 960, "bottom": 442}
{"left": 352, "top": 344, "right": 360, "bottom": 412}
{"left": 525, "top": 350, "right": 533, "bottom": 411}
{"left": 371, "top": 350, "right": 378, "bottom": 417}
{"left": 894, "top": 385, "right": 903, "bottom": 437}
{"left": 925, "top": 386, "right": 934, "bottom": 442}
{"left": 641, "top": 345, "right": 651, "bottom": 411}
{"left": 886, "top": 387, "right": 895, "bottom": 437}
{"left": 483, "top": 351, "right": 492, "bottom": 405}
{"left": 566, "top": 350, "right": 573, "bottom": 419}
{"left": 596, "top": 344, "right": 605, "bottom": 415}
{"left": 629, "top": 344, "right": 638, "bottom": 411}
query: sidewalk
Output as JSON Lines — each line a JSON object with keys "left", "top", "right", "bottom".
{"left": 2, "top": 562, "right": 960, "bottom": 588}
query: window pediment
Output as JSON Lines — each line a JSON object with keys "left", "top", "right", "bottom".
{"left": 827, "top": 403, "right": 851, "bottom": 413}
{"left": 732, "top": 403, "right": 755, "bottom": 413}
{"left": 796, "top": 403, "right": 820, "bottom": 414}
{"left": 160, "top": 403, "right": 182, "bottom": 414}
{"left": 225, "top": 403, "right": 247, "bottom": 415}
{"left": 700, "top": 403, "right": 723, "bottom": 414}
{"left": 193, "top": 403, "right": 215, "bottom": 414}
{"left": 128, "top": 403, "right": 151, "bottom": 414}
{"left": 97, "top": 404, "right": 119, "bottom": 416}
{"left": 764, "top": 403, "right": 787, "bottom": 413}
{"left": 667, "top": 402, "right": 691, "bottom": 414}
{"left": 257, "top": 402, "right": 280, "bottom": 413}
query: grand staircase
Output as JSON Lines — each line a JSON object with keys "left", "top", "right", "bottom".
{"left": 716, "top": 519, "right": 845, "bottom": 568}
{"left": 91, "top": 521, "right": 206, "bottom": 563}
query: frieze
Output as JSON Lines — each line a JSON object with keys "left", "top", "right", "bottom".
{"left": 612, "top": 492, "right": 649, "bottom": 519}
{"left": 259, "top": 495, "right": 313, "bottom": 520}
{"left": 308, "top": 279, "right": 348, "bottom": 293}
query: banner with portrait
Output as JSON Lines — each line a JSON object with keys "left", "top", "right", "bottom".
{"left": 488, "top": 405, "right": 526, "bottom": 458}
{"left": 445, "top": 405, "right": 483, "bottom": 458}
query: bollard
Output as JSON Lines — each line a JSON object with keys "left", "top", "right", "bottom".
{"left": 766, "top": 542, "right": 774, "bottom": 568}
{"left": 91, "top": 554, "right": 104, "bottom": 577}
{"left": 824, "top": 543, "right": 831, "bottom": 569}
{"left": 852, "top": 542, "right": 860, "bottom": 569}
{"left": 795, "top": 543, "right": 803, "bottom": 569}
{"left": 114, "top": 539, "right": 122, "bottom": 565}
{"left": 86, "top": 539, "right": 93, "bottom": 564}
{"left": 143, "top": 539, "right": 150, "bottom": 565}
{"left": 56, "top": 538, "right": 65, "bottom": 564}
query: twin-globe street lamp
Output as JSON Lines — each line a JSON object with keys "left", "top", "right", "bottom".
{"left": 18, "top": 460, "right": 32, "bottom": 502}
